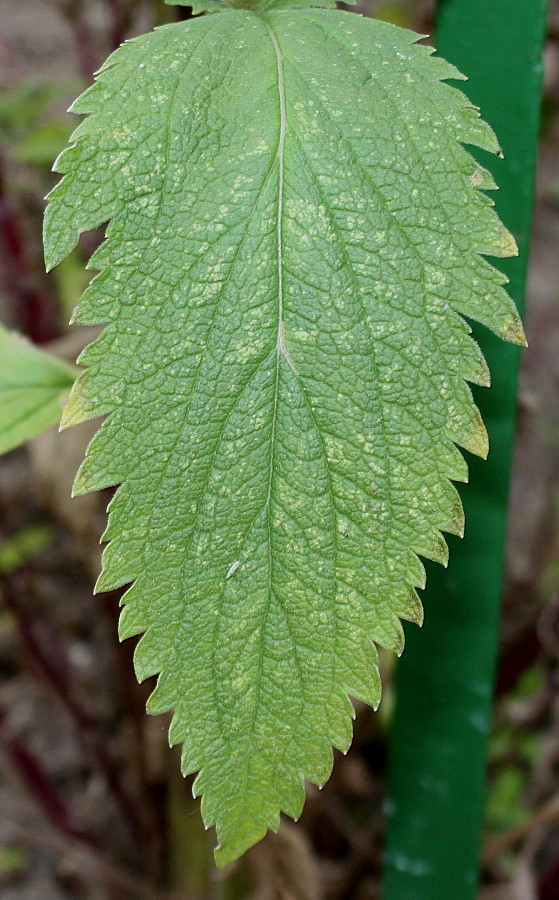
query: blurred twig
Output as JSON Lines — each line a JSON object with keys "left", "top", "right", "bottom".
{"left": 0, "top": 151, "right": 60, "bottom": 343}
{"left": 483, "top": 794, "right": 559, "bottom": 865}
{"left": 55, "top": 0, "right": 98, "bottom": 82}
{"left": 0, "top": 565, "right": 147, "bottom": 845}
{"left": 1, "top": 818, "right": 181, "bottom": 900}
{"left": 0, "top": 704, "right": 95, "bottom": 847}
{"left": 102, "top": 0, "right": 128, "bottom": 49}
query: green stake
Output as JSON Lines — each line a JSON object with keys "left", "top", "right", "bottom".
{"left": 382, "top": 1, "right": 548, "bottom": 898}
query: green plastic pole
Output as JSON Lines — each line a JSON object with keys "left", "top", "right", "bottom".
{"left": 382, "top": 2, "right": 548, "bottom": 898}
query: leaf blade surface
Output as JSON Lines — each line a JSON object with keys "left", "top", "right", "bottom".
{"left": 44, "top": 8, "right": 523, "bottom": 864}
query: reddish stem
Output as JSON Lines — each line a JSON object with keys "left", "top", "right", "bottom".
{"left": 102, "top": 0, "right": 127, "bottom": 50}
{"left": 0, "top": 705, "right": 95, "bottom": 847}
{"left": 1, "top": 569, "right": 146, "bottom": 846}
{"left": 0, "top": 153, "right": 60, "bottom": 343}
{"left": 495, "top": 625, "right": 542, "bottom": 698}
{"left": 539, "top": 855, "right": 559, "bottom": 900}
{"left": 69, "top": 14, "right": 98, "bottom": 83}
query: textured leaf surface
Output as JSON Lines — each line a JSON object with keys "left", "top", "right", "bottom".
{"left": 0, "top": 325, "right": 76, "bottom": 454}
{"left": 44, "top": 7, "right": 524, "bottom": 865}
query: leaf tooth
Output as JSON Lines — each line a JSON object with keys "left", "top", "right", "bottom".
{"left": 467, "top": 343, "right": 491, "bottom": 388}
{"left": 412, "top": 529, "right": 449, "bottom": 568}
{"left": 73, "top": 421, "right": 131, "bottom": 499}
{"left": 213, "top": 815, "right": 275, "bottom": 870}
{"left": 448, "top": 497, "right": 466, "bottom": 540}
{"left": 469, "top": 164, "right": 498, "bottom": 192}
{"left": 146, "top": 673, "right": 177, "bottom": 714}
{"left": 444, "top": 381, "right": 489, "bottom": 460}
{"left": 44, "top": 209, "right": 82, "bottom": 274}
{"left": 500, "top": 310, "right": 528, "bottom": 348}
{"left": 489, "top": 223, "right": 520, "bottom": 260}
{"left": 424, "top": 54, "right": 467, "bottom": 85}
{"left": 455, "top": 407, "right": 489, "bottom": 460}
{"left": 290, "top": 745, "right": 330, "bottom": 799}
{"left": 436, "top": 440, "right": 469, "bottom": 484}
{"left": 97, "top": 574, "right": 133, "bottom": 598}
{"left": 371, "top": 613, "right": 405, "bottom": 658}
{"left": 96, "top": 542, "right": 137, "bottom": 594}
{"left": 400, "top": 587, "right": 424, "bottom": 627}
{"left": 279, "top": 776, "right": 308, "bottom": 821}
{"left": 434, "top": 479, "right": 465, "bottom": 538}
{"left": 135, "top": 631, "right": 168, "bottom": 685}
{"left": 444, "top": 87, "right": 501, "bottom": 154}
{"left": 441, "top": 314, "right": 491, "bottom": 387}
{"left": 74, "top": 454, "right": 114, "bottom": 496}
{"left": 168, "top": 713, "right": 189, "bottom": 748}
{"left": 60, "top": 374, "right": 108, "bottom": 432}
{"left": 338, "top": 649, "right": 382, "bottom": 710}
{"left": 49, "top": 143, "right": 83, "bottom": 180}
{"left": 469, "top": 215, "right": 519, "bottom": 261}
{"left": 405, "top": 551, "right": 427, "bottom": 591}
{"left": 180, "top": 742, "right": 203, "bottom": 780}
{"left": 197, "top": 762, "right": 288, "bottom": 865}
{"left": 118, "top": 603, "right": 146, "bottom": 641}
{"left": 68, "top": 84, "right": 106, "bottom": 117}
{"left": 327, "top": 698, "right": 356, "bottom": 752}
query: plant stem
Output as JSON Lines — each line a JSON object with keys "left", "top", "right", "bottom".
{"left": 382, "top": 1, "right": 548, "bottom": 898}
{"left": 69, "top": 14, "right": 98, "bottom": 83}
{"left": 0, "top": 567, "right": 147, "bottom": 846}
{"left": 96, "top": 587, "right": 171, "bottom": 880}
{"left": 2, "top": 819, "right": 179, "bottom": 900}
{"left": 102, "top": 0, "right": 127, "bottom": 50}
{"left": 0, "top": 704, "right": 95, "bottom": 846}
{"left": 0, "top": 152, "right": 60, "bottom": 343}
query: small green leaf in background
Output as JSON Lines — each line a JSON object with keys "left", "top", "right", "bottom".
{"left": 374, "top": 2, "right": 413, "bottom": 28}
{"left": 0, "top": 82, "right": 58, "bottom": 137}
{"left": 0, "top": 525, "right": 54, "bottom": 574}
{"left": 13, "top": 121, "right": 73, "bottom": 167}
{"left": 53, "top": 252, "right": 93, "bottom": 322}
{"left": 0, "top": 81, "right": 76, "bottom": 148}
{"left": 0, "top": 845, "right": 29, "bottom": 878}
{"left": 0, "top": 325, "right": 76, "bottom": 455}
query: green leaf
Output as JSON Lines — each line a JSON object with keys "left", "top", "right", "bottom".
{"left": 0, "top": 845, "right": 29, "bottom": 877}
{"left": 43, "top": 7, "right": 524, "bottom": 865}
{"left": 14, "top": 120, "right": 73, "bottom": 166}
{"left": 0, "top": 82, "right": 57, "bottom": 138}
{"left": 0, "top": 525, "right": 54, "bottom": 574}
{"left": 0, "top": 325, "right": 76, "bottom": 455}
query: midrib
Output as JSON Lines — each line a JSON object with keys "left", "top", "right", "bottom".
{"left": 267, "top": 21, "right": 290, "bottom": 373}
{"left": 265, "top": 20, "right": 289, "bottom": 512}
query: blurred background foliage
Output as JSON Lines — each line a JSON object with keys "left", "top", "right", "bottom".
{"left": 0, "top": 0, "right": 559, "bottom": 897}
